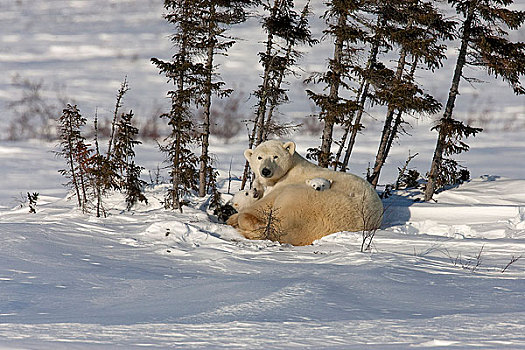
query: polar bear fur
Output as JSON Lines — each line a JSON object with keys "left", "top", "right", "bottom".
{"left": 306, "top": 177, "right": 332, "bottom": 191}
{"left": 231, "top": 188, "right": 259, "bottom": 211}
{"left": 227, "top": 140, "right": 383, "bottom": 245}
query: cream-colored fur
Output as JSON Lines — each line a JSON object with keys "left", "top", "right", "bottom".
{"left": 231, "top": 189, "right": 259, "bottom": 211}
{"left": 227, "top": 140, "right": 383, "bottom": 245}
{"left": 306, "top": 177, "right": 332, "bottom": 191}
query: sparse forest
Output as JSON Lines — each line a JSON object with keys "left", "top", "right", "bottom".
{"left": 7, "top": 0, "right": 525, "bottom": 211}
{"left": 56, "top": 81, "right": 148, "bottom": 216}
{"left": 148, "top": 0, "right": 524, "bottom": 205}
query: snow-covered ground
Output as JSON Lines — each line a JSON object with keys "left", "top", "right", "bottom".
{"left": 1, "top": 132, "right": 525, "bottom": 349}
{"left": 1, "top": 0, "right": 525, "bottom": 348}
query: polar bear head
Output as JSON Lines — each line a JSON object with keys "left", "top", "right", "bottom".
{"left": 231, "top": 188, "right": 260, "bottom": 211}
{"left": 306, "top": 177, "right": 332, "bottom": 191}
{"left": 244, "top": 140, "right": 296, "bottom": 185}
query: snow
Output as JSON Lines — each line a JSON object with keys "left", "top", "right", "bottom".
{"left": 1, "top": 134, "right": 525, "bottom": 349}
{"left": 1, "top": 0, "right": 525, "bottom": 348}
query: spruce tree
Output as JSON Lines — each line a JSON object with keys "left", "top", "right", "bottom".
{"left": 114, "top": 111, "right": 141, "bottom": 179}
{"left": 367, "top": 0, "right": 455, "bottom": 187}
{"left": 305, "top": 0, "right": 365, "bottom": 168}
{"left": 196, "top": 0, "right": 252, "bottom": 198}
{"left": 333, "top": 0, "right": 442, "bottom": 172}
{"left": 152, "top": 0, "right": 202, "bottom": 211}
{"left": 254, "top": 0, "right": 316, "bottom": 145}
{"left": 241, "top": 0, "right": 316, "bottom": 188}
{"left": 308, "top": 0, "right": 411, "bottom": 169}
{"left": 124, "top": 161, "right": 148, "bottom": 211}
{"left": 107, "top": 78, "right": 129, "bottom": 159}
{"left": 334, "top": 11, "right": 386, "bottom": 171}
{"left": 57, "top": 104, "right": 91, "bottom": 212}
{"left": 113, "top": 110, "right": 148, "bottom": 210}
{"left": 424, "top": 0, "right": 525, "bottom": 201}
{"left": 88, "top": 114, "right": 111, "bottom": 217}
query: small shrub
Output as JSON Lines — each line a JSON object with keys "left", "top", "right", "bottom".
{"left": 27, "top": 192, "right": 39, "bottom": 214}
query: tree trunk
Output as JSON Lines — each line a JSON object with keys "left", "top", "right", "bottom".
{"left": 240, "top": 32, "right": 274, "bottom": 190}
{"left": 263, "top": 43, "right": 293, "bottom": 140}
{"left": 173, "top": 137, "right": 181, "bottom": 212}
{"left": 254, "top": 36, "right": 273, "bottom": 147}
{"left": 382, "top": 57, "right": 419, "bottom": 184}
{"left": 241, "top": 0, "right": 279, "bottom": 190}
{"left": 340, "top": 19, "right": 382, "bottom": 172}
{"left": 334, "top": 73, "right": 369, "bottom": 171}
{"left": 319, "top": 12, "right": 345, "bottom": 168}
{"left": 425, "top": 6, "right": 474, "bottom": 201}
{"left": 172, "top": 41, "right": 189, "bottom": 212}
{"left": 255, "top": 0, "right": 283, "bottom": 146}
{"left": 67, "top": 126, "right": 82, "bottom": 209}
{"left": 369, "top": 47, "right": 408, "bottom": 187}
{"left": 199, "top": 5, "right": 216, "bottom": 197}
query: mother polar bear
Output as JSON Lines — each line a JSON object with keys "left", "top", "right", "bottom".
{"left": 227, "top": 140, "right": 383, "bottom": 246}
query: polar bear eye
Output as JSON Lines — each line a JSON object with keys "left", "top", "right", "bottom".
{"left": 273, "top": 155, "right": 278, "bottom": 159}
{"left": 245, "top": 192, "right": 249, "bottom": 196}
{"left": 257, "top": 156, "right": 263, "bottom": 160}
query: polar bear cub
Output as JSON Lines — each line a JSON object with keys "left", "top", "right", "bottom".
{"left": 306, "top": 177, "right": 332, "bottom": 191}
{"left": 231, "top": 188, "right": 260, "bottom": 212}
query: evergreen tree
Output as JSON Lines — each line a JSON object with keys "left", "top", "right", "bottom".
{"left": 308, "top": 0, "right": 412, "bottom": 169}
{"left": 333, "top": 10, "right": 387, "bottom": 171}
{"left": 305, "top": 0, "right": 366, "bottom": 168}
{"left": 152, "top": 0, "right": 202, "bottom": 211}
{"left": 88, "top": 114, "right": 112, "bottom": 217}
{"left": 85, "top": 79, "right": 130, "bottom": 216}
{"left": 424, "top": 0, "right": 525, "bottom": 201}
{"left": 57, "top": 104, "right": 91, "bottom": 212}
{"left": 113, "top": 110, "right": 148, "bottom": 210}
{"left": 107, "top": 78, "right": 129, "bottom": 159}
{"left": 196, "top": 0, "right": 252, "bottom": 198}
{"left": 27, "top": 192, "right": 39, "bottom": 214}
{"left": 124, "top": 161, "right": 148, "bottom": 211}
{"left": 333, "top": 0, "right": 444, "bottom": 172}
{"left": 367, "top": 0, "right": 455, "bottom": 187}
{"left": 114, "top": 111, "right": 141, "bottom": 179}
{"left": 254, "top": 0, "right": 316, "bottom": 145}
{"left": 241, "top": 0, "right": 316, "bottom": 188}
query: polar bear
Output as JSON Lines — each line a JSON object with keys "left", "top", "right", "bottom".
{"left": 306, "top": 177, "right": 332, "bottom": 191}
{"left": 231, "top": 188, "right": 260, "bottom": 212}
{"left": 227, "top": 140, "right": 383, "bottom": 245}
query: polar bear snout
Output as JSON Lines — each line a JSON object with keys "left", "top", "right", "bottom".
{"left": 261, "top": 167, "right": 272, "bottom": 178}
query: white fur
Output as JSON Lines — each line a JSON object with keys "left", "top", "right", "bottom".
{"left": 229, "top": 140, "right": 384, "bottom": 245}
{"left": 231, "top": 189, "right": 259, "bottom": 211}
{"left": 306, "top": 177, "right": 332, "bottom": 191}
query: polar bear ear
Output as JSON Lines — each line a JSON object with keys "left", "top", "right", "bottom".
{"left": 283, "top": 141, "right": 296, "bottom": 155}
{"left": 244, "top": 149, "right": 253, "bottom": 161}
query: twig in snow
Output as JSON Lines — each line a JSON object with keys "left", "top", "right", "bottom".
{"left": 501, "top": 255, "right": 522, "bottom": 273}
